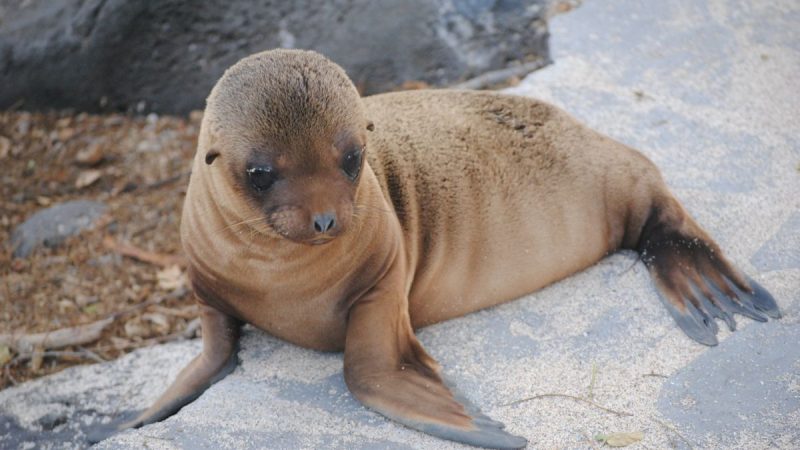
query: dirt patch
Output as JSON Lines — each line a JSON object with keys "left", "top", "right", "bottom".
{"left": 0, "top": 110, "right": 202, "bottom": 389}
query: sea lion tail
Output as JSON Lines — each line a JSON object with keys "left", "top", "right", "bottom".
{"left": 635, "top": 197, "right": 781, "bottom": 346}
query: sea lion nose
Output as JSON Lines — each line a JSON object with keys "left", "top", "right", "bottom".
{"left": 312, "top": 212, "right": 337, "bottom": 233}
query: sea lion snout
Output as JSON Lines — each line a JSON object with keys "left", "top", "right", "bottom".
{"left": 259, "top": 174, "right": 354, "bottom": 245}
{"left": 312, "top": 212, "right": 337, "bottom": 233}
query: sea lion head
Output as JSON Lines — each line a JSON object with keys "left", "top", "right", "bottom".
{"left": 199, "top": 49, "right": 373, "bottom": 245}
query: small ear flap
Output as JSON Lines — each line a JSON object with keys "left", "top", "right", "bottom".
{"left": 366, "top": 121, "right": 375, "bottom": 132}
{"left": 205, "top": 150, "right": 220, "bottom": 165}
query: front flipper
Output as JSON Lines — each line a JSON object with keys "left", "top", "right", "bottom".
{"left": 343, "top": 275, "right": 526, "bottom": 449}
{"left": 638, "top": 204, "right": 781, "bottom": 346}
{"left": 87, "top": 300, "right": 241, "bottom": 443}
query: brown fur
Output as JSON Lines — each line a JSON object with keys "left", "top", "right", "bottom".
{"left": 93, "top": 50, "right": 778, "bottom": 449}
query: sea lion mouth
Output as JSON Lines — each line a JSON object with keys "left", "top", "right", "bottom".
{"left": 308, "top": 236, "right": 336, "bottom": 245}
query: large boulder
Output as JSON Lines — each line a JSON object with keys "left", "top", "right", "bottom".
{"left": 0, "top": 0, "right": 549, "bottom": 115}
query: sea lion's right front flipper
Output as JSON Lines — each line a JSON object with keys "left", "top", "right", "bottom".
{"left": 343, "top": 274, "right": 527, "bottom": 449}
{"left": 87, "top": 299, "right": 241, "bottom": 443}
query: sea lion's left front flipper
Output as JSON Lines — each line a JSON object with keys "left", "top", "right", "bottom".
{"left": 343, "top": 275, "right": 527, "bottom": 449}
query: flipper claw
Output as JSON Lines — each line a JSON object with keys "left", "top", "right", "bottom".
{"left": 709, "top": 278, "right": 769, "bottom": 322}
{"left": 696, "top": 287, "right": 736, "bottom": 332}
{"left": 654, "top": 286, "right": 719, "bottom": 346}
{"left": 744, "top": 276, "right": 782, "bottom": 319}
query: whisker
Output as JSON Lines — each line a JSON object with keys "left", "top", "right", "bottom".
{"left": 215, "top": 216, "right": 265, "bottom": 234}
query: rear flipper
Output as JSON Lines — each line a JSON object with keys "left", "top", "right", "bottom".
{"left": 637, "top": 202, "right": 781, "bottom": 346}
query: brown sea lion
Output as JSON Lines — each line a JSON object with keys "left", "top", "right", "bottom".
{"left": 89, "top": 49, "right": 780, "bottom": 448}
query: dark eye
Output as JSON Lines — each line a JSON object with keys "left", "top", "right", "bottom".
{"left": 342, "top": 148, "right": 363, "bottom": 181}
{"left": 247, "top": 166, "right": 277, "bottom": 191}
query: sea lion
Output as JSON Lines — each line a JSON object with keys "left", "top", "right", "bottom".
{"left": 90, "top": 49, "right": 781, "bottom": 448}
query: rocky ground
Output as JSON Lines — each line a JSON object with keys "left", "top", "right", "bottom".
{"left": 0, "top": 111, "right": 200, "bottom": 388}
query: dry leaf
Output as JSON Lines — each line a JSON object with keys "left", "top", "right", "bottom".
{"left": 596, "top": 431, "right": 644, "bottom": 447}
{"left": 124, "top": 318, "right": 148, "bottom": 339}
{"left": 0, "top": 136, "right": 10, "bottom": 159}
{"left": 74, "top": 294, "right": 98, "bottom": 307}
{"left": 506, "top": 75, "right": 522, "bottom": 87}
{"left": 554, "top": 1, "right": 574, "bottom": 14}
{"left": 75, "top": 169, "right": 102, "bottom": 189}
{"left": 30, "top": 347, "right": 44, "bottom": 372}
{"left": 0, "top": 345, "right": 11, "bottom": 366}
{"left": 75, "top": 142, "right": 106, "bottom": 166}
{"left": 183, "top": 318, "right": 201, "bottom": 338}
{"left": 189, "top": 110, "right": 204, "bottom": 123}
{"left": 110, "top": 336, "right": 132, "bottom": 350}
{"left": 156, "top": 265, "right": 186, "bottom": 291}
{"left": 57, "top": 299, "right": 76, "bottom": 314}
{"left": 58, "top": 127, "right": 76, "bottom": 141}
{"left": 142, "top": 312, "right": 170, "bottom": 334}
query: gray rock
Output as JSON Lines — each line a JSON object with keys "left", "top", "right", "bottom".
{"left": 658, "top": 318, "right": 800, "bottom": 448}
{"left": 10, "top": 200, "right": 107, "bottom": 258}
{"left": 0, "top": 340, "right": 199, "bottom": 450}
{"left": 0, "top": 0, "right": 549, "bottom": 115}
{"left": 752, "top": 212, "right": 800, "bottom": 272}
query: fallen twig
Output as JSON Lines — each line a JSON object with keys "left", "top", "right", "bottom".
{"left": 451, "top": 59, "right": 549, "bottom": 90}
{"left": 103, "top": 235, "right": 186, "bottom": 268}
{"left": 93, "top": 318, "right": 200, "bottom": 353}
{"left": 0, "top": 317, "right": 114, "bottom": 353}
{"left": 642, "top": 372, "right": 668, "bottom": 378}
{"left": 501, "top": 393, "right": 633, "bottom": 417}
{"left": 4, "top": 364, "right": 18, "bottom": 385}
{"left": 99, "top": 287, "right": 189, "bottom": 323}
{"left": 12, "top": 349, "right": 107, "bottom": 364}
{"left": 77, "top": 346, "right": 106, "bottom": 363}
{"left": 652, "top": 418, "right": 693, "bottom": 450}
{"left": 150, "top": 304, "right": 198, "bottom": 319}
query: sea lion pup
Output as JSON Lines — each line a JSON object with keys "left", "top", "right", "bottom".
{"left": 90, "top": 49, "right": 780, "bottom": 448}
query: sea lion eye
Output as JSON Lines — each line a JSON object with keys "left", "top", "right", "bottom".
{"left": 342, "top": 147, "right": 363, "bottom": 181}
{"left": 247, "top": 166, "right": 277, "bottom": 191}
